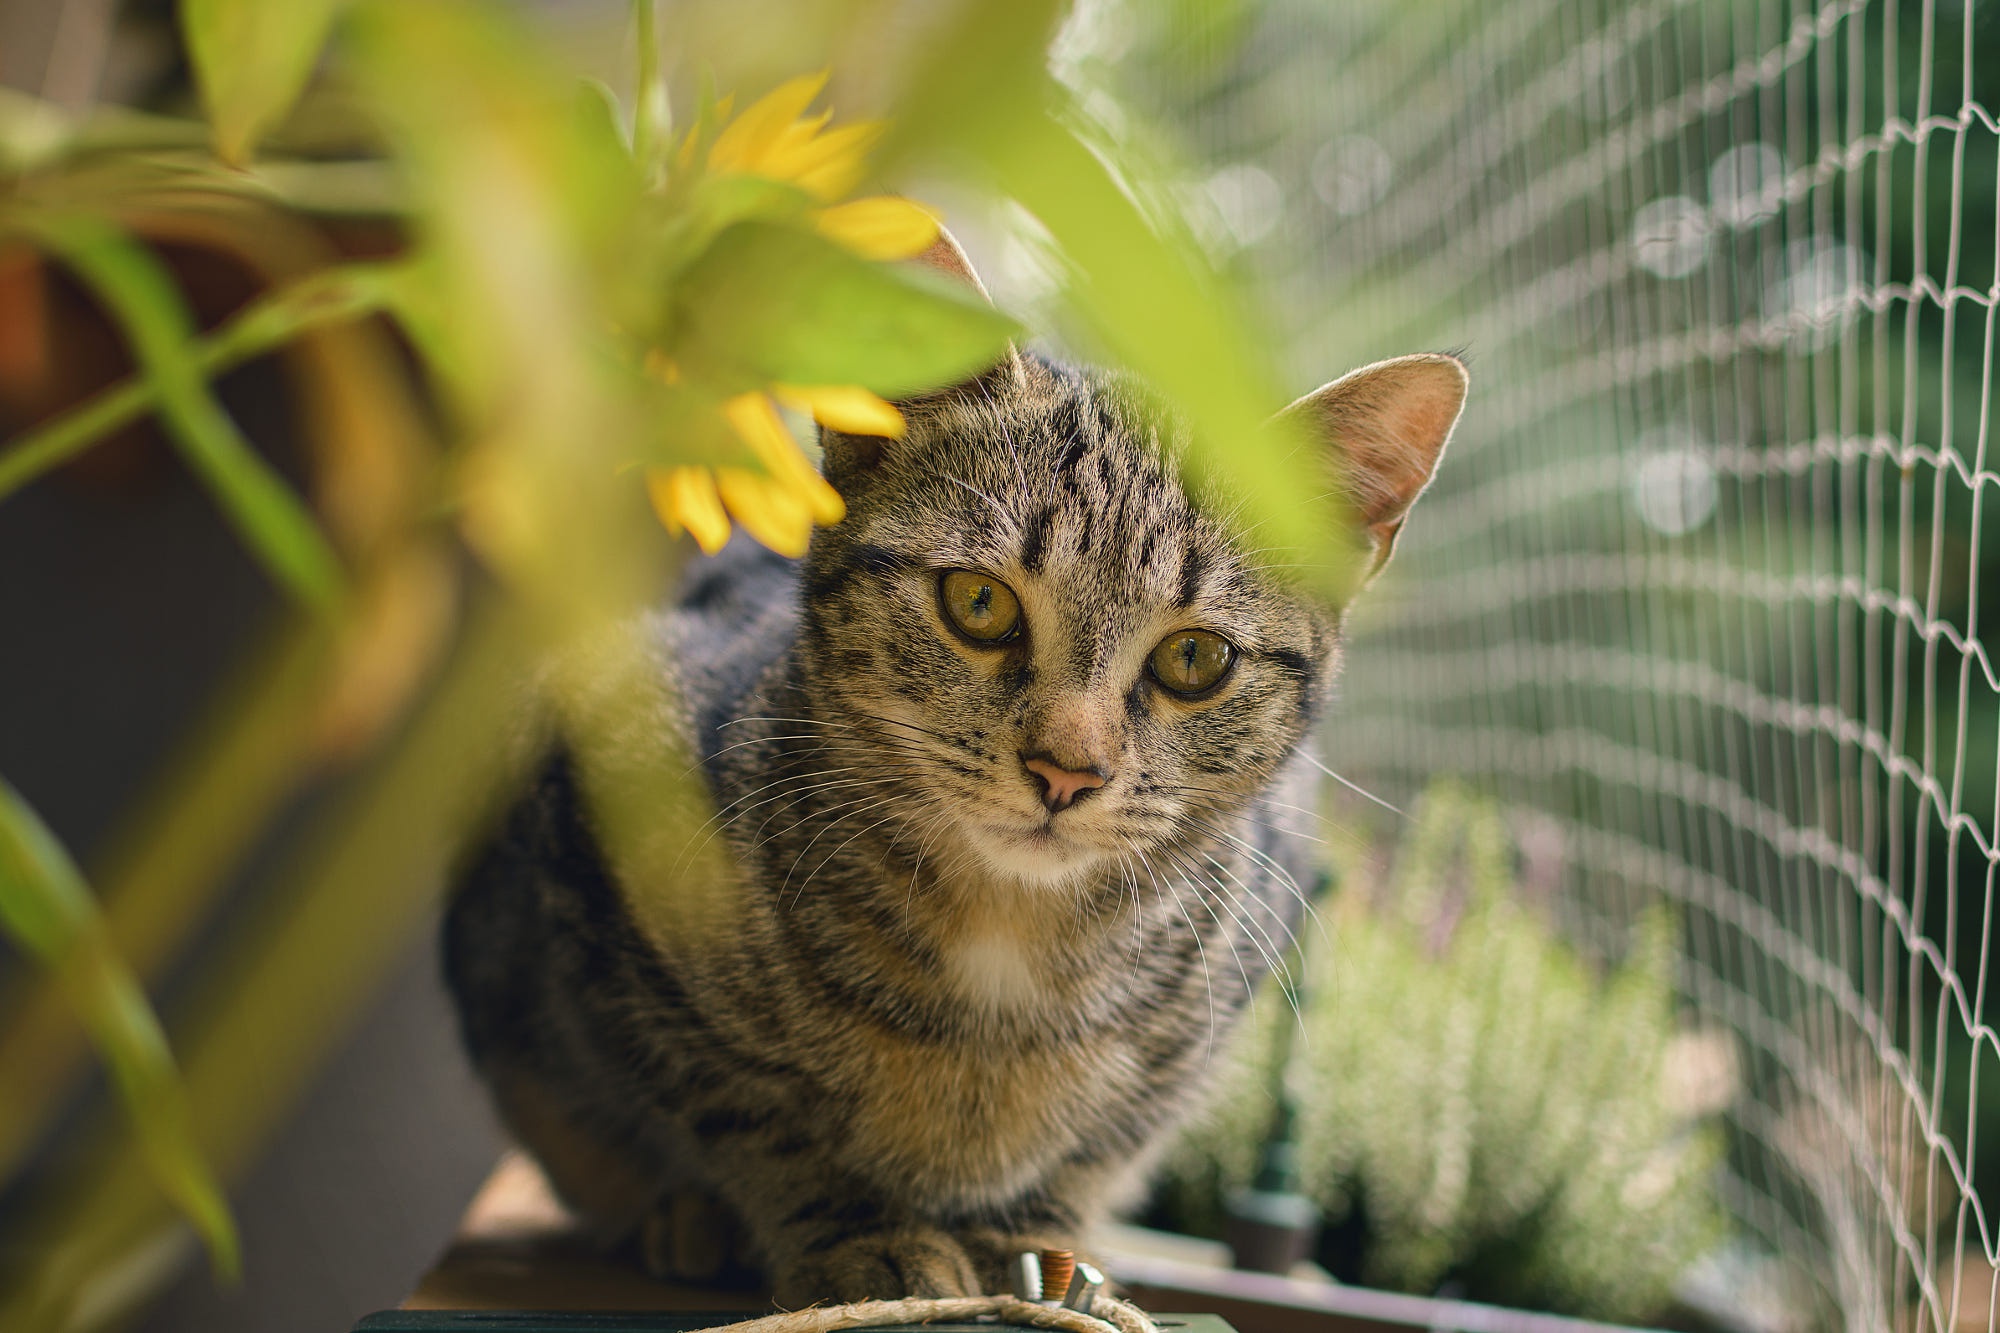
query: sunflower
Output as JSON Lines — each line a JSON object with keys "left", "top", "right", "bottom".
{"left": 647, "top": 72, "right": 940, "bottom": 558}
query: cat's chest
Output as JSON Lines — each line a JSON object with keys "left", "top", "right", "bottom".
{"left": 825, "top": 922, "right": 1152, "bottom": 1202}
{"left": 839, "top": 1017, "right": 1117, "bottom": 1202}
{"left": 940, "top": 928, "right": 1043, "bottom": 1011}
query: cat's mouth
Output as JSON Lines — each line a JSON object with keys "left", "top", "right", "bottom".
{"left": 970, "top": 815, "right": 1106, "bottom": 888}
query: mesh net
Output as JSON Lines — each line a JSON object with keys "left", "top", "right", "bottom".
{"left": 1051, "top": 1, "right": 2000, "bottom": 1328}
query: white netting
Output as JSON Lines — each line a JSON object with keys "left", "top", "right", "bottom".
{"left": 1064, "top": 1, "right": 2000, "bottom": 1329}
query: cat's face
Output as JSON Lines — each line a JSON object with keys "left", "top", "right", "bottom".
{"left": 798, "top": 359, "right": 1350, "bottom": 890}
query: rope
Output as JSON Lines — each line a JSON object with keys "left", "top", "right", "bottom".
{"left": 686, "top": 1293, "right": 1160, "bottom": 1333}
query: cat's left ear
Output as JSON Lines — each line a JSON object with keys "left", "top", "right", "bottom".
{"left": 1280, "top": 352, "right": 1468, "bottom": 581}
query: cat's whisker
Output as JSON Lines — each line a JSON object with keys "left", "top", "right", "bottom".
{"left": 1183, "top": 815, "right": 1330, "bottom": 952}
{"left": 1114, "top": 855, "right": 1148, "bottom": 987}
{"left": 737, "top": 775, "right": 905, "bottom": 843}
{"left": 1182, "top": 842, "right": 1307, "bottom": 1033}
{"left": 904, "top": 809, "right": 954, "bottom": 910}
{"left": 779, "top": 792, "right": 913, "bottom": 908}
{"left": 851, "top": 711, "right": 957, "bottom": 744}
{"left": 707, "top": 732, "right": 844, "bottom": 759}
{"left": 1128, "top": 839, "right": 1217, "bottom": 1059}
{"left": 674, "top": 762, "right": 872, "bottom": 871}
{"left": 1177, "top": 845, "right": 1297, "bottom": 1006}
{"left": 752, "top": 783, "right": 912, "bottom": 857}
{"left": 1299, "top": 752, "right": 1408, "bottom": 818}
{"left": 727, "top": 785, "right": 910, "bottom": 871}
{"left": 799, "top": 805, "right": 923, "bottom": 907}
{"left": 717, "top": 714, "right": 851, "bottom": 730}
{"left": 1163, "top": 835, "right": 1300, "bottom": 1008}
{"left": 1153, "top": 843, "right": 1264, "bottom": 1028}
{"left": 705, "top": 760, "right": 881, "bottom": 828}
{"left": 714, "top": 717, "right": 947, "bottom": 765}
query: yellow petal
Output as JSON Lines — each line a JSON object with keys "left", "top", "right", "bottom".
{"left": 721, "top": 390, "right": 806, "bottom": 472}
{"left": 775, "top": 383, "right": 906, "bottom": 439}
{"left": 813, "top": 196, "right": 941, "bottom": 262}
{"left": 708, "top": 71, "right": 827, "bottom": 176}
{"left": 759, "top": 109, "right": 833, "bottom": 166}
{"left": 715, "top": 466, "right": 813, "bottom": 557}
{"left": 782, "top": 120, "right": 883, "bottom": 201}
{"left": 676, "top": 94, "right": 731, "bottom": 171}
{"left": 719, "top": 392, "right": 847, "bottom": 526}
{"left": 800, "top": 471, "right": 846, "bottom": 525}
{"left": 647, "top": 466, "right": 731, "bottom": 553}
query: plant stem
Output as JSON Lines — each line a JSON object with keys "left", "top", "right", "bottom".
{"left": 631, "top": 0, "right": 669, "bottom": 181}
{"left": 0, "top": 264, "right": 393, "bottom": 505}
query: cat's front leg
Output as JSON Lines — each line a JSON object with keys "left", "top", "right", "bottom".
{"left": 770, "top": 1224, "right": 984, "bottom": 1306}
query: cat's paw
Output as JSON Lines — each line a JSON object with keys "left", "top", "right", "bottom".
{"left": 638, "top": 1187, "right": 754, "bottom": 1286}
{"left": 774, "top": 1228, "right": 981, "bottom": 1305}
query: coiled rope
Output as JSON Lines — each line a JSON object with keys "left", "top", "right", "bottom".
{"left": 689, "top": 1293, "right": 1160, "bottom": 1333}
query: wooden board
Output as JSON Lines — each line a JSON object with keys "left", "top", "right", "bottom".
{"left": 384, "top": 1156, "right": 1658, "bottom": 1333}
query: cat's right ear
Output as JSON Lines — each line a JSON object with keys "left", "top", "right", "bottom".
{"left": 820, "top": 228, "right": 1024, "bottom": 484}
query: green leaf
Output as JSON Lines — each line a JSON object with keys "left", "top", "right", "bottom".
{"left": 672, "top": 221, "right": 1019, "bottom": 397}
{"left": 21, "top": 215, "right": 345, "bottom": 611}
{"left": 0, "top": 262, "right": 397, "bottom": 507}
{"left": 182, "top": 0, "right": 349, "bottom": 164}
{"left": 346, "top": 0, "right": 641, "bottom": 421}
{"left": 0, "top": 779, "right": 240, "bottom": 1281}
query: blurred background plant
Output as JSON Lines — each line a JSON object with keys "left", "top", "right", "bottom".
{"left": 1149, "top": 784, "right": 1732, "bottom": 1325}
{"left": 0, "top": 1, "right": 1354, "bottom": 1329}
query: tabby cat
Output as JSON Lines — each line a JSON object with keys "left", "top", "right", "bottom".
{"left": 443, "top": 235, "right": 1467, "bottom": 1306}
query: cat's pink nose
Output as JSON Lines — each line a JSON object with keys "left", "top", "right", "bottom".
{"left": 1023, "top": 755, "right": 1109, "bottom": 814}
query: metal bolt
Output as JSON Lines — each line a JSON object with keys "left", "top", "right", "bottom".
{"left": 1012, "top": 1251, "right": 1043, "bottom": 1302}
{"left": 1060, "top": 1260, "right": 1105, "bottom": 1314}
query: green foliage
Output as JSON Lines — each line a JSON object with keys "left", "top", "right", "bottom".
{"left": 181, "top": 0, "right": 350, "bottom": 164}
{"left": 1158, "top": 784, "right": 1726, "bottom": 1322}
{"left": 672, "top": 222, "right": 1020, "bottom": 396}
{"left": 0, "top": 782, "right": 238, "bottom": 1282}
{"left": 10, "top": 216, "right": 346, "bottom": 612}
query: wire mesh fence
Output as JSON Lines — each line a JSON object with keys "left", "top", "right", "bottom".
{"left": 1060, "top": 1, "right": 2000, "bottom": 1328}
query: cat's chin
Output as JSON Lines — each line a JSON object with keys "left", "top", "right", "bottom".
{"left": 965, "top": 821, "right": 1108, "bottom": 891}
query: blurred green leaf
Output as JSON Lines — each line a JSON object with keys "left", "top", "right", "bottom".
{"left": 0, "top": 262, "right": 397, "bottom": 506}
{"left": 20, "top": 216, "right": 345, "bottom": 610}
{"left": 673, "top": 221, "right": 1019, "bottom": 395}
{"left": 575, "top": 79, "right": 631, "bottom": 171}
{"left": 877, "top": 0, "right": 1067, "bottom": 170}
{"left": 0, "top": 779, "right": 239, "bottom": 1283}
{"left": 181, "top": 0, "right": 349, "bottom": 165}
{"left": 0, "top": 619, "right": 334, "bottom": 1193}
{"left": 651, "top": 174, "right": 814, "bottom": 286}
{"left": 347, "top": 0, "right": 640, "bottom": 422}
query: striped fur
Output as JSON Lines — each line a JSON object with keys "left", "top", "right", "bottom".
{"left": 444, "top": 351, "right": 1460, "bottom": 1304}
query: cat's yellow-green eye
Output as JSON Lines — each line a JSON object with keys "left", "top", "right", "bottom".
{"left": 939, "top": 570, "right": 1022, "bottom": 643}
{"left": 1150, "top": 630, "right": 1235, "bottom": 694}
